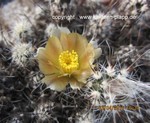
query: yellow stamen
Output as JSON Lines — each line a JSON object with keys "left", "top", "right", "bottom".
{"left": 59, "top": 50, "right": 79, "bottom": 74}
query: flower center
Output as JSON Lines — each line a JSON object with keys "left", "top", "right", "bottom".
{"left": 59, "top": 50, "right": 79, "bottom": 74}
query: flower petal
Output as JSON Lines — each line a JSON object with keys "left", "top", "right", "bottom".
{"left": 36, "top": 47, "right": 48, "bottom": 61}
{"left": 38, "top": 61, "right": 59, "bottom": 76}
{"left": 42, "top": 76, "right": 69, "bottom": 91}
{"left": 72, "top": 67, "right": 93, "bottom": 83}
{"left": 51, "top": 27, "right": 70, "bottom": 38}
{"left": 69, "top": 78, "right": 84, "bottom": 89}
{"left": 72, "top": 43, "right": 95, "bottom": 83}
{"left": 36, "top": 47, "right": 59, "bottom": 75}
{"left": 60, "top": 33, "right": 88, "bottom": 54}
{"left": 59, "top": 27, "right": 70, "bottom": 35}
{"left": 79, "top": 43, "right": 95, "bottom": 70}
{"left": 45, "top": 36, "right": 62, "bottom": 65}
{"left": 94, "top": 48, "right": 102, "bottom": 59}
{"left": 60, "top": 32, "right": 76, "bottom": 51}
{"left": 74, "top": 33, "right": 88, "bottom": 56}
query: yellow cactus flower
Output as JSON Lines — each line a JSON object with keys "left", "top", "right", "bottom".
{"left": 36, "top": 30, "right": 101, "bottom": 91}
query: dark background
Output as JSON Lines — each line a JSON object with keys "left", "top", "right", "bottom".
{"left": 0, "top": 0, "right": 13, "bottom": 5}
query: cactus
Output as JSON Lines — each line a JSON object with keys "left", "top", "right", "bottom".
{"left": 0, "top": 0, "right": 150, "bottom": 123}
